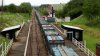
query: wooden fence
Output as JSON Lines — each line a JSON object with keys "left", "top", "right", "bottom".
{"left": 0, "top": 39, "right": 13, "bottom": 56}
{"left": 72, "top": 37, "right": 96, "bottom": 56}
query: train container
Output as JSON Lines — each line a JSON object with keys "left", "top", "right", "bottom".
{"left": 42, "top": 24, "right": 52, "bottom": 27}
{"left": 61, "top": 46, "right": 78, "bottom": 56}
{"left": 44, "top": 30, "right": 59, "bottom": 36}
{"left": 50, "top": 45, "right": 79, "bottom": 56}
{"left": 51, "top": 46, "right": 62, "bottom": 56}
{"left": 40, "top": 20, "right": 48, "bottom": 25}
{"left": 42, "top": 25, "right": 54, "bottom": 30}
{"left": 47, "top": 17, "right": 55, "bottom": 22}
{"left": 47, "top": 36, "right": 64, "bottom": 45}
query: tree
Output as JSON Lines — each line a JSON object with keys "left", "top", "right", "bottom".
{"left": 20, "top": 2, "right": 32, "bottom": 13}
{"left": 39, "top": 8, "right": 48, "bottom": 16}
{"left": 3, "top": 6, "right": 8, "bottom": 12}
{"left": 55, "top": 9, "right": 64, "bottom": 18}
{"left": 63, "top": 0, "right": 84, "bottom": 19}
{"left": 83, "top": 0, "right": 100, "bottom": 26}
{"left": 83, "top": 0, "right": 100, "bottom": 19}
{"left": 8, "top": 4, "right": 17, "bottom": 13}
{"left": 0, "top": 6, "right": 1, "bottom": 11}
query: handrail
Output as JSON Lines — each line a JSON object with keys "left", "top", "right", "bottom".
{"left": 0, "top": 39, "right": 13, "bottom": 56}
{"left": 72, "top": 37, "right": 96, "bottom": 56}
{"left": 16, "top": 22, "right": 25, "bottom": 38}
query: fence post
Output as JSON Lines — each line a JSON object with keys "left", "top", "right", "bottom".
{"left": 72, "top": 38, "right": 96, "bottom": 56}
{"left": 84, "top": 40, "right": 86, "bottom": 53}
{"left": 2, "top": 43, "right": 3, "bottom": 56}
{"left": 88, "top": 49, "right": 89, "bottom": 56}
{"left": 64, "top": 30, "right": 67, "bottom": 36}
{"left": 5, "top": 42, "right": 6, "bottom": 56}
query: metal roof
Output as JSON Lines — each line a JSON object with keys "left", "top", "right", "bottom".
{"left": 62, "top": 24, "right": 83, "bottom": 30}
{"left": 2, "top": 25, "right": 20, "bottom": 32}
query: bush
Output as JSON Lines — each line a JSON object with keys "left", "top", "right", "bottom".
{"left": 83, "top": 0, "right": 100, "bottom": 27}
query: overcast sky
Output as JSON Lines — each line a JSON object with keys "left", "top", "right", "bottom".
{"left": 0, "top": 0, "right": 70, "bottom": 6}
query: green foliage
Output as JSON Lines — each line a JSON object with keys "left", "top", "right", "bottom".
{"left": 20, "top": 2, "right": 32, "bottom": 13}
{"left": 0, "top": 12, "right": 30, "bottom": 45}
{"left": 55, "top": 9, "right": 64, "bottom": 18}
{"left": 0, "top": 13, "right": 10, "bottom": 31}
{"left": 62, "top": 0, "right": 83, "bottom": 19}
{"left": 2, "top": 6, "right": 8, "bottom": 12}
{"left": 56, "top": 0, "right": 100, "bottom": 27}
{"left": 40, "top": 8, "right": 48, "bottom": 16}
{"left": 0, "top": 36, "right": 10, "bottom": 44}
{"left": 0, "top": 13, "right": 30, "bottom": 31}
{"left": 0, "top": 2, "right": 32, "bottom": 13}
{"left": 35, "top": 5, "right": 49, "bottom": 16}
{"left": 83, "top": 0, "right": 100, "bottom": 27}
{"left": 55, "top": 0, "right": 83, "bottom": 19}
{"left": 83, "top": 0, "right": 100, "bottom": 19}
{"left": 40, "top": 4, "right": 49, "bottom": 8}
{"left": 0, "top": 17, "right": 9, "bottom": 31}
{"left": 8, "top": 4, "right": 17, "bottom": 13}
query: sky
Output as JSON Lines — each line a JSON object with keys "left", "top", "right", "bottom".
{"left": 0, "top": 0, "right": 70, "bottom": 6}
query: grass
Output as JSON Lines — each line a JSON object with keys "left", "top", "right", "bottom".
{"left": 56, "top": 16, "right": 100, "bottom": 53}
{"left": 0, "top": 36, "right": 10, "bottom": 44}
{"left": 0, "top": 12, "right": 30, "bottom": 46}
{"left": 1, "top": 12, "right": 30, "bottom": 27}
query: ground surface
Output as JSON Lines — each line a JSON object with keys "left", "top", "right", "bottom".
{"left": 7, "top": 22, "right": 30, "bottom": 56}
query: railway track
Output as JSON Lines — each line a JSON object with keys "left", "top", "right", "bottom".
{"left": 24, "top": 12, "right": 49, "bottom": 56}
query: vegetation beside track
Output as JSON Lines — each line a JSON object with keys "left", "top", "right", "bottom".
{"left": 0, "top": 12, "right": 30, "bottom": 45}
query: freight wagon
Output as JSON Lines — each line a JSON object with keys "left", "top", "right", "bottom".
{"left": 42, "top": 24, "right": 54, "bottom": 30}
{"left": 51, "top": 45, "right": 78, "bottom": 56}
{"left": 41, "top": 24, "right": 65, "bottom": 54}
{"left": 44, "top": 30, "right": 59, "bottom": 36}
{"left": 37, "top": 12, "right": 79, "bottom": 56}
{"left": 47, "top": 36, "right": 64, "bottom": 45}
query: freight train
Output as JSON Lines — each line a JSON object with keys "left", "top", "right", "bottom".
{"left": 35, "top": 12, "right": 79, "bottom": 56}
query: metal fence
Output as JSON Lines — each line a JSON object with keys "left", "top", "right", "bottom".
{"left": 72, "top": 37, "right": 96, "bottom": 56}
{"left": 0, "top": 39, "right": 13, "bottom": 56}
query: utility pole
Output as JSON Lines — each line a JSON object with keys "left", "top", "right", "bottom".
{"left": 1, "top": 0, "right": 3, "bottom": 19}
{"left": 52, "top": 7, "right": 54, "bottom": 17}
{"left": 2, "top": 0, "right": 3, "bottom": 11}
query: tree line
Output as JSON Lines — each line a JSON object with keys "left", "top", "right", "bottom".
{"left": 55, "top": 0, "right": 100, "bottom": 27}
{"left": 34, "top": 4, "right": 49, "bottom": 16}
{"left": 56, "top": 0, "right": 84, "bottom": 19}
{"left": 0, "top": 2, "right": 32, "bottom": 31}
{"left": 56, "top": 0, "right": 100, "bottom": 19}
{"left": 0, "top": 2, "right": 32, "bottom": 13}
